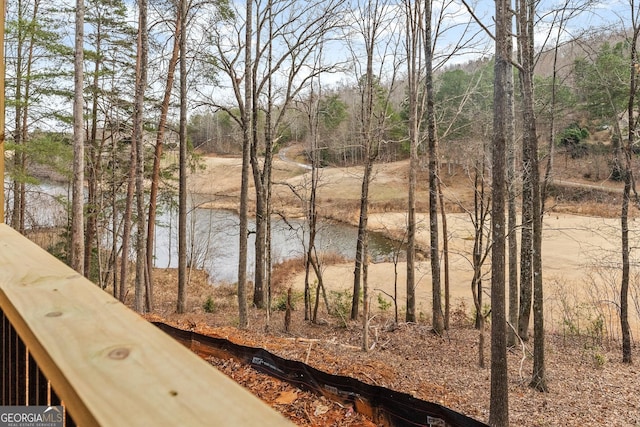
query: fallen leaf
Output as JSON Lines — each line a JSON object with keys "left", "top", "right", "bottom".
{"left": 275, "top": 390, "right": 298, "bottom": 405}
{"left": 314, "top": 404, "right": 330, "bottom": 416}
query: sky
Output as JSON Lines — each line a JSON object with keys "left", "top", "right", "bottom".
{"left": 4, "top": 0, "right": 637, "bottom": 132}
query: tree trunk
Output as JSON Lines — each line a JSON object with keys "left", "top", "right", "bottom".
{"left": 621, "top": 154, "right": 632, "bottom": 363}
{"left": 351, "top": 56, "right": 375, "bottom": 320}
{"left": 305, "top": 87, "right": 321, "bottom": 322}
{"left": 352, "top": 157, "right": 373, "bottom": 321}
{"left": 620, "top": 24, "right": 639, "bottom": 364}
{"left": 472, "top": 159, "right": 488, "bottom": 331}
{"left": 16, "top": 1, "right": 39, "bottom": 235}
{"left": 352, "top": 6, "right": 376, "bottom": 322}
{"left": 111, "top": 137, "right": 119, "bottom": 298}
{"left": 489, "top": 0, "right": 510, "bottom": 424}
{"left": 236, "top": 0, "right": 252, "bottom": 328}
{"left": 437, "top": 174, "right": 450, "bottom": 330}
{"left": 406, "top": 146, "right": 417, "bottom": 319}
{"left": 71, "top": 0, "right": 85, "bottom": 275}
{"left": 425, "top": 0, "right": 443, "bottom": 334}
{"left": 147, "top": 12, "right": 181, "bottom": 313}
{"left": 249, "top": 16, "right": 264, "bottom": 309}
{"left": 133, "top": 0, "right": 149, "bottom": 313}
{"left": 506, "top": 36, "right": 518, "bottom": 349}
{"left": 119, "top": 127, "right": 136, "bottom": 301}
{"left": 404, "top": 0, "right": 421, "bottom": 324}
{"left": 517, "top": 0, "right": 546, "bottom": 392}
{"left": 351, "top": 215, "right": 364, "bottom": 319}
{"left": 84, "top": 10, "right": 104, "bottom": 280}
{"left": 472, "top": 180, "right": 487, "bottom": 370}
{"left": 252, "top": 0, "right": 276, "bottom": 313}
{"left": 518, "top": 159, "right": 533, "bottom": 341}
{"left": 176, "top": 0, "right": 188, "bottom": 314}
{"left": 85, "top": 46, "right": 101, "bottom": 280}
{"left": 362, "top": 232, "right": 370, "bottom": 351}
{"left": 11, "top": 2, "right": 24, "bottom": 233}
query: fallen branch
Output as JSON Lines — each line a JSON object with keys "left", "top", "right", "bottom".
{"left": 305, "top": 342, "right": 313, "bottom": 364}
{"left": 507, "top": 321, "right": 531, "bottom": 382}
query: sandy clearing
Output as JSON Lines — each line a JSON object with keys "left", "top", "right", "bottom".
{"left": 191, "top": 154, "right": 640, "bottom": 336}
{"left": 287, "top": 212, "right": 640, "bottom": 336}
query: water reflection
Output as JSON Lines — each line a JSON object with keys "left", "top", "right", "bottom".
{"left": 3, "top": 178, "right": 400, "bottom": 284}
{"left": 154, "top": 203, "right": 399, "bottom": 284}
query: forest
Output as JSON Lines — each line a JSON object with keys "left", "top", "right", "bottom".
{"left": 2, "top": 0, "right": 640, "bottom": 425}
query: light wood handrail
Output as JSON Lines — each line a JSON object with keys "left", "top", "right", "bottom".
{"left": 0, "top": 224, "right": 291, "bottom": 426}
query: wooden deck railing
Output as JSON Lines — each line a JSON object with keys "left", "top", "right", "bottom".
{"left": 0, "top": 223, "right": 292, "bottom": 426}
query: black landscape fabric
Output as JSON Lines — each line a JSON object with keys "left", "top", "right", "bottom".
{"left": 153, "top": 322, "right": 488, "bottom": 427}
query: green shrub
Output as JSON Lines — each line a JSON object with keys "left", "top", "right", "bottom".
{"left": 377, "top": 293, "right": 392, "bottom": 311}
{"left": 202, "top": 296, "right": 215, "bottom": 313}
{"left": 329, "top": 288, "right": 353, "bottom": 327}
{"left": 593, "top": 351, "right": 606, "bottom": 368}
{"left": 558, "top": 123, "right": 589, "bottom": 146}
{"left": 272, "top": 290, "right": 303, "bottom": 312}
{"left": 272, "top": 294, "right": 289, "bottom": 311}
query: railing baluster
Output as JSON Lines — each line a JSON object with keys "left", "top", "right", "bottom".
{"left": 17, "top": 334, "right": 26, "bottom": 406}
{"left": 27, "top": 349, "right": 48, "bottom": 405}
{"left": 1, "top": 309, "right": 7, "bottom": 405}
{"left": 1, "top": 307, "right": 76, "bottom": 426}
{"left": 2, "top": 307, "right": 17, "bottom": 406}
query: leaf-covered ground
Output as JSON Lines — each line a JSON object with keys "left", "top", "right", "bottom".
{"left": 133, "top": 152, "right": 640, "bottom": 426}
{"left": 145, "top": 271, "right": 640, "bottom": 427}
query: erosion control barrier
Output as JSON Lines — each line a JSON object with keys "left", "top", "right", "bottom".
{"left": 153, "top": 322, "right": 488, "bottom": 427}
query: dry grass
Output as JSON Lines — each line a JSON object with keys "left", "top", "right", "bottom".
{"left": 271, "top": 253, "right": 349, "bottom": 286}
{"left": 25, "top": 227, "right": 65, "bottom": 252}
{"left": 271, "top": 258, "right": 307, "bottom": 291}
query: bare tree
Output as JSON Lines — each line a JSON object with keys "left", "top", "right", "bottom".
{"left": 489, "top": 0, "right": 510, "bottom": 423}
{"left": 117, "top": 0, "right": 150, "bottom": 305}
{"left": 147, "top": 8, "right": 182, "bottom": 313}
{"left": 302, "top": 86, "right": 325, "bottom": 322}
{"left": 407, "top": 0, "right": 482, "bottom": 327}
{"left": 291, "top": 51, "right": 330, "bottom": 323}
{"left": 248, "top": 0, "right": 346, "bottom": 312}
{"left": 349, "top": 0, "right": 382, "bottom": 320}
{"left": 71, "top": 0, "right": 85, "bottom": 275}
{"left": 424, "top": 0, "right": 444, "bottom": 334}
{"left": 201, "top": 0, "right": 345, "bottom": 323}
{"left": 620, "top": 0, "right": 640, "bottom": 364}
{"left": 346, "top": 1, "right": 401, "bottom": 348}
{"left": 505, "top": 19, "right": 517, "bottom": 350}
{"left": 539, "top": 0, "right": 586, "bottom": 207}
{"left": 133, "top": 0, "right": 150, "bottom": 313}
{"left": 403, "top": 0, "right": 423, "bottom": 324}
{"left": 236, "top": 0, "right": 252, "bottom": 327}
{"left": 177, "top": 0, "right": 189, "bottom": 314}
{"left": 516, "top": 0, "right": 546, "bottom": 392}
{"left": 470, "top": 157, "right": 491, "bottom": 367}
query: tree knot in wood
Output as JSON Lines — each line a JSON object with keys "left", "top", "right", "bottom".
{"left": 108, "top": 347, "right": 131, "bottom": 360}
{"left": 45, "top": 311, "right": 63, "bottom": 318}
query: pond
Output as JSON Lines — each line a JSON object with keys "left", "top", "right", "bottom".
{"left": 4, "top": 178, "right": 400, "bottom": 284}
{"left": 153, "top": 201, "right": 400, "bottom": 284}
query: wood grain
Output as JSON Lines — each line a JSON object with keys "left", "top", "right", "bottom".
{"left": 0, "top": 224, "right": 291, "bottom": 426}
